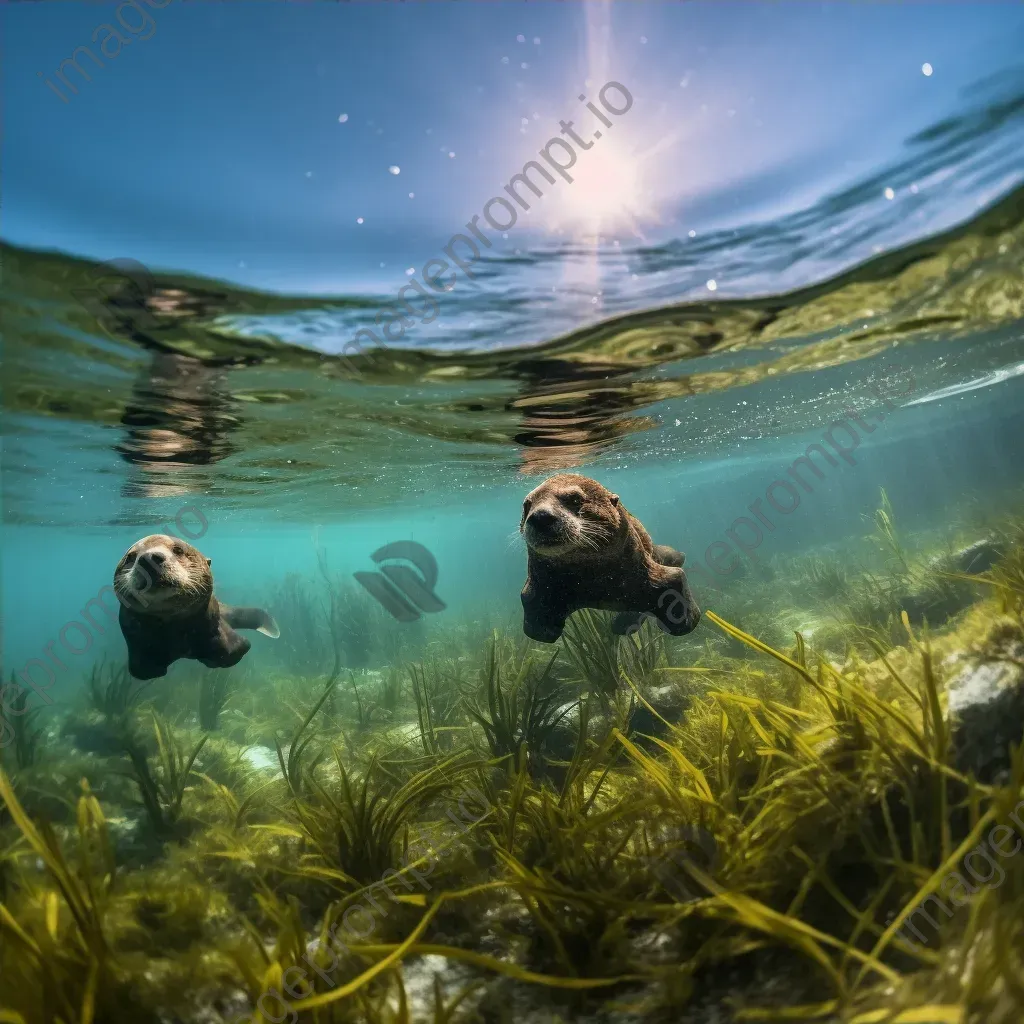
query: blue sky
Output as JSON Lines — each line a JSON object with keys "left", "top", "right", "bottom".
{"left": 5, "top": 1, "right": 1024, "bottom": 295}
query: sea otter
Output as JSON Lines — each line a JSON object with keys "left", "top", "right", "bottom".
{"left": 519, "top": 474, "right": 701, "bottom": 643}
{"left": 114, "top": 534, "right": 279, "bottom": 680}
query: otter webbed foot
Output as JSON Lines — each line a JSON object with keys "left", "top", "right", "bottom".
{"left": 222, "top": 605, "right": 280, "bottom": 638}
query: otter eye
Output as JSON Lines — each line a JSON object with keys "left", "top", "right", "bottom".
{"left": 522, "top": 499, "right": 531, "bottom": 514}
{"left": 563, "top": 491, "right": 585, "bottom": 510}
{"left": 173, "top": 545, "right": 184, "bottom": 555}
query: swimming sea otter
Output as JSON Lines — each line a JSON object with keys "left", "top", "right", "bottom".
{"left": 114, "top": 534, "right": 279, "bottom": 680}
{"left": 519, "top": 474, "right": 701, "bottom": 643}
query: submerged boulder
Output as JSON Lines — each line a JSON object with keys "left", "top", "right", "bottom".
{"left": 952, "top": 674, "right": 1024, "bottom": 784}
{"left": 945, "top": 537, "right": 1008, "bottom": 576}
{"left": 949, "top": 616, "right": 1024, "bottom": 784}
{"left": 630, "top": 679, "right": 690, "bottom": 737}
{"left": 894, "top": 537, "right": 1010, "bottom": 628}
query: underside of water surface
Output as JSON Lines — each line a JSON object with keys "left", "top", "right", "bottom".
{"left": 3, "top": 7, "right": 1024, "bottom": 1023}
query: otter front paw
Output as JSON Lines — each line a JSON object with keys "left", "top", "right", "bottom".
{"left": 523, "top": 616, "right": 566, "bottom": 644}
{"left": 654, "top": 571, "right": 701, "bottom": 636}
{"left": 522, "top": 601, "right": 566, "bottom": 643}
{"left": 127, "top": 657, "right": 168, "bottom": 681}
{"left": 201, "top": 632, "right": 251, "bottom": 669}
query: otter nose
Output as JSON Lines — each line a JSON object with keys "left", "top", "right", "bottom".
{"left": 147, "top": 551, "right": 166, "bottom": 566}
{"left": 528, "top": 508, "right": 556, "bottom": 530}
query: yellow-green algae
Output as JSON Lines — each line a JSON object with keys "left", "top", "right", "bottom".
{"left": 3, "top": 504, "right": 1024, "bottom": 1023}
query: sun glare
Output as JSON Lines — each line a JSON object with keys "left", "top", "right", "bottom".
{"left": 541, "top": 140, "right": 654, "bottom": 238}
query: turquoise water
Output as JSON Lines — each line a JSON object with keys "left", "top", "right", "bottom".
{"left": 3, "top": 171, "right": 1023, "bottom": 697}
{"left": 2, "top": 17, "right": 1024, "bottom": 1020}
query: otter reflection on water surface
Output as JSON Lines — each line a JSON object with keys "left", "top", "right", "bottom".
{"left": 81, "top": 260, "right": 242, "bottom": 499}
{"left": 117, "top": 351, "right": 239, "bottom": 498}
{"left": 508, "top": 358, "right": 660, "bottom": 474}
{"left": 75, "top": 257, "right": 716, "bottom": 491}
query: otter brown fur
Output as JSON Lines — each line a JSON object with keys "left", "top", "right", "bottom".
{"left": 519, "top": 474, "right": 700, "bottom": 643}
{"left": 114, "top": 534, "right": 279, "bottom": 680}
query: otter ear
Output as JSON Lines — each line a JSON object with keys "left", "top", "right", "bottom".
{"left": 610, "top": 494, "right": 620, "bottom": 506}
{"left": 206, "top": 558, "right": 212, "bottom": 566}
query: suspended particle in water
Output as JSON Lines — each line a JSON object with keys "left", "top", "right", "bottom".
{"left": 517, "top": 33, "right": 525, "bottom": 42}
{"left": 356, "top": 217, "right": 364, "bottom": 224}
{"left": 688, "top": 229, "right": 696, "bottom": 238}
{"left": 408, "top": 192, "right": 415, "bottom": 199}
{"left": 338, "top": 113, "right": 349, "bottom": 123}
{"left": 884, "top": 187, "right": 895, "bottom": 200}
{"left": 389, "top": 165, "right": 401, "bottom": 175}
{"left": 922, "top": 62, "right": 933, "bottom": 76}
{"left": 706, "top": 279, "right": 717, "bottom": 292}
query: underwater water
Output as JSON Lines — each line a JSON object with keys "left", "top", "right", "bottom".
{"left": 3, "top": 3, "right": 1024, "bottom": 1023}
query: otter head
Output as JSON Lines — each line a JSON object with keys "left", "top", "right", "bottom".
{"left": 114, "top": 534, "right": 213, "bottom": 616}
{"left": 520, "top": 474, "right": 624, "bottom": 558}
